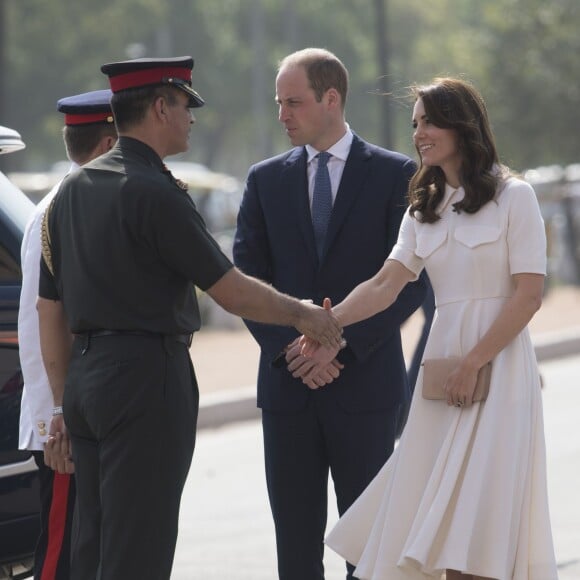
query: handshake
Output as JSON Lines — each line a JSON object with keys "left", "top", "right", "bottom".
{"left": 289, "top": 297, "right": 346, "bottom": 390}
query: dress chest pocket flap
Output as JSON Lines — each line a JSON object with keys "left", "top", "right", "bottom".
{"left": 454, "top": 225, "right": 501, "bottom": 249}
{"left": 415, "top": 227, "right": 447, "bottom": 259}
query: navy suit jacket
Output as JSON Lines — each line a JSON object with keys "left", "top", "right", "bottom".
{"left": 233, "top": 134, "right": 426, "bottom": 414}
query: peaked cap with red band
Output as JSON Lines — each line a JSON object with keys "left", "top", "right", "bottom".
{"left": 100, "top": 56, "right": 204, "bottom": 108}
{"left": 56, "top": 89, "right": 114, "bottom": 126}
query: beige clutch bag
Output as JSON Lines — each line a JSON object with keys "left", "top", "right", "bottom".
{"left": 421, "top": 358, "right": 492, "bottom": 402}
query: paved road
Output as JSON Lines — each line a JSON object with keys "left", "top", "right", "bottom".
{"left": 172, "top": 355, "right": 580, "bottom": 579}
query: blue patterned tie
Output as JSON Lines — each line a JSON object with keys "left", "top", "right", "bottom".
{"left": 311, "top": 151, "right": 332, "bottom": 259}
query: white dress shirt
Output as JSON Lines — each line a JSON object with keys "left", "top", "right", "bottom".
{"left": 18, "top": 164, "right": 77, "bottom": 450}
{"left": 305, "top": 126, "right": 353, "bottom": 208}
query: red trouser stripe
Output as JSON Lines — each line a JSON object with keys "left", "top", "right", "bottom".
{"left": 40, "top": 473, "right": 71, "bottom": 580}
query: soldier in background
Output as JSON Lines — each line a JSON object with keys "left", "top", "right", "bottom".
{"left": 18, "top": 90, "right": 117, "bottom": 580}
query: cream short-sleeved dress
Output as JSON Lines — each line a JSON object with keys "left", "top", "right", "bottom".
{"left": 326, "top": 178, "right": 558, "bottom": 579}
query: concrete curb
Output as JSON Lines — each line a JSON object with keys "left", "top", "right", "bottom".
{"left": 533, "top": 327, "right": 580, "bottom": 362}
{"left": 197, "top": 328, "right": 580, "bottom": 431}
{"left": 198, "top": 386, "right": 260, "bottom": 430}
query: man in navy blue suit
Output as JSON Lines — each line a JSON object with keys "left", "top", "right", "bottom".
{"left": 233, "top": 48, "right": 426, "bottom": 580}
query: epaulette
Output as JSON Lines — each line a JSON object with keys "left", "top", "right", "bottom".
{"left": 40, "top": 196, "right": 57, "bottom": 276}
{"left": 162, "top": 164, "right": 189, "bottom": 192}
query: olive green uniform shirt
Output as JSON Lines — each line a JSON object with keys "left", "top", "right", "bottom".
{"left": 39, "top": 136, "right": 233, "bottom": 334}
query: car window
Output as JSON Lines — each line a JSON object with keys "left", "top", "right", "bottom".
{"left": 0, "top": 171, "right": 33, "bottom": 232}
{"left": 0, "top": 171, "right": 34, "bottom": 282}
{"left": 0, "top": 244, "right": 20, "bottom": 280}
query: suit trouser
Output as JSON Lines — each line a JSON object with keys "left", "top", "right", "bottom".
{"left": 64, "top": 334, "right": 198, "bottom": 580}
{"left": 262, "top": 389, "right": 400, "bottom": 580}
{"left": 32, "top": 452, "right": 75, "bottom": 580}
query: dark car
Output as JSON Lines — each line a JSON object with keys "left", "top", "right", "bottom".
{"left": 0, "top": 125, "right": 40, "bottom": 580}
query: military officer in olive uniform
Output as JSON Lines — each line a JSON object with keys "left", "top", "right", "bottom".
{"left": 37, "top": 56, "right": 341, "bottom": 580}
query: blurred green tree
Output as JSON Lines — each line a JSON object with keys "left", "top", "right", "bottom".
{"left": 3, "top": 0, "right": 579, "bottom": 175}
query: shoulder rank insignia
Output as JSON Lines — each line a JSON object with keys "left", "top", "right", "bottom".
{"left": 40, "top": 197, "right": 56, "bottom": 276}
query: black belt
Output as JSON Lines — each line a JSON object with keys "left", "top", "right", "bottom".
{"left": 78, "top": 329, "right": 193, "bottom": 347}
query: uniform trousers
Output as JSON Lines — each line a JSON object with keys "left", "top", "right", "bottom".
{"left": 262, "top": 388, "right": 400, "bottom": 580}
{"left": 32, "top": 451, "right": 75, "bottom": 580}
{"left": 63, "top": 334, "right": 198, "bottom": 580}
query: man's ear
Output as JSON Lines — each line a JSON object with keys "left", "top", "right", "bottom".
{"left": 326, "top": 88, "right": 341, "bottom": 110}
{"left": 93, "top": 134, "right": 116, "bottom": 157}
{"left": 153, "top": 96, "right": 168, "bottom": 120}
{"left": 104, "top": 135, "right": 116, "bottom": 152}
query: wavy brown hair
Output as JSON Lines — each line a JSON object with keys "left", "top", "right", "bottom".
{"left": 408, "top": 77, "right": 509, "bottom": 223}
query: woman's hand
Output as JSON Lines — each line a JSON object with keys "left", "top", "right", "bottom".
{"left": 443, "top": 361, "right": 480, "bottom": 408}
{"left": 295, "top": 299, "right": 342, "bottom": 350}
{"left": 300, "top": 297, "right": 334, "bottom": 356}
{"left": 445, "top": 272, "right": 544, "bottom": 408}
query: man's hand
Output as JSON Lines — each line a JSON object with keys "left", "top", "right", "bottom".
{"left": 302, "top": 359, "right": 343, "bottom": 390}
{"left": 285, "top": 337, "right": 344, "bottom": 389}
{"left": 295, "top": 297, "right": 342, "bottom": 350}
{"left": 289, "top": 341, "right": 340, "bottom": 380}
{"left": 299, "top": 297, "right": 336, "bottom": 355}
{"left": 285, "top": 337, "right": 316, "bottom": 375}
{"left": 44, "top": 415, "right": 74, "bottom": 474}
{"left": 206, "top": 269, "right": 342, "bottom": 348}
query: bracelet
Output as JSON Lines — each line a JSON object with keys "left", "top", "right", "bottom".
{"left": 52, "top": 406, "right": 64, "bottom": 416}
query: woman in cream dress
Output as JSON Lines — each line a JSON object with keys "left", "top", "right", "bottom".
{"left": 318, "top": 79, "right": 558, "bottom": 579}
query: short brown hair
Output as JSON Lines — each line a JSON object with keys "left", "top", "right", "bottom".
{"left": 62, "top": 123, "right": 117, "bottom": 165}
{"left": 278, "top": 48, "right": 348, "bottom": 109}
{"left": 111, "top": 85, "right": 179, "bottom": 132}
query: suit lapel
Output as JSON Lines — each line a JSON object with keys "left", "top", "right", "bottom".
{"left": 282, "top": 147, "right": 319, "bottom": 266}
{"left": 322, "top": 134, "right": 372, "bottom": 259}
